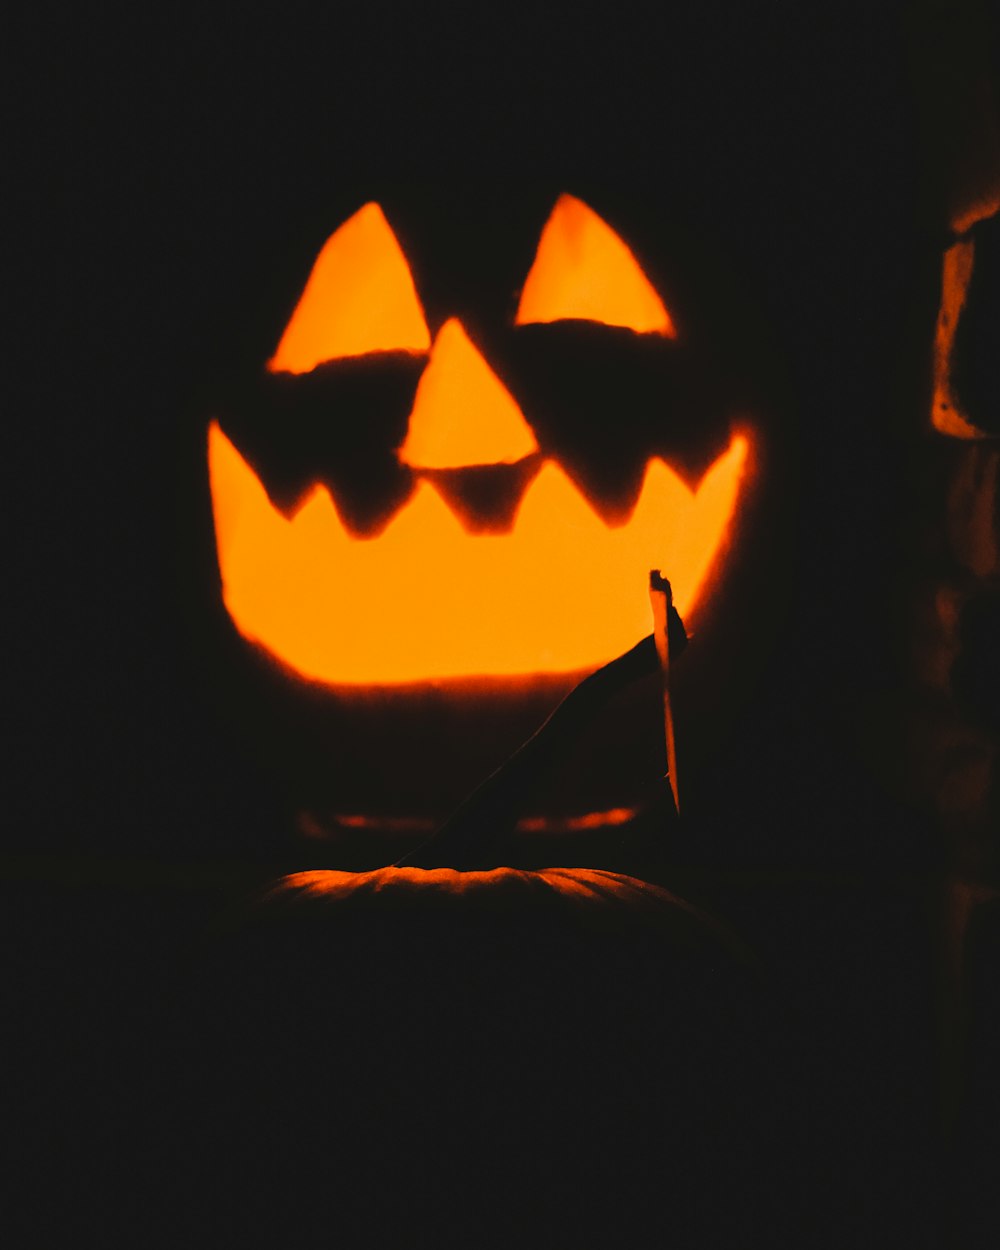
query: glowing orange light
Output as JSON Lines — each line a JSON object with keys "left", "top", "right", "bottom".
{"left": 268, "top": 203, "right": 431, "bottom": 373}
{"left": 516, "top": 194, "right": 676, "bottom": 336}
{"left": 933, "top": 186, "right": 1000, "bottom": 439}
{"left": 209, "top": 422, "right": 748, "bottom": 685}
{"left": 276, "top": 865, "right": 683, "bottom": 909}
{"left": 932, "top": 238, "right": 982, "bottom": 439}
{"left": 400, "top": 319, "right": 539, "bottom": 468}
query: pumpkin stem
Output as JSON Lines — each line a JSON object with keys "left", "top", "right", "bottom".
{"left": 396, "top": 605, "right": 687, "bottom": 871}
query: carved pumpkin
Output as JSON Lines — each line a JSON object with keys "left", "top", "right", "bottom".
{"left": 200, "top": 191, "right": 778, "bottom": 854}
{"left": 909, "top": 189, "right": 1000, "bottom": 879}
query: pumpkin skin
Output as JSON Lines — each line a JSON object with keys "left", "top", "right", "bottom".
{"left": 901, "top": 197, "right": 1000, "bottom": 883}
{"left": 137, "top": 865, "right": 783, "bottom": 1248}
{"left": 194, "top": 188, "right": 786, "bottom": 861}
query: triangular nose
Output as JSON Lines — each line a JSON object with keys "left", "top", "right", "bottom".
{"left": 399, "top": 318, "right": 539, "bottom": 468}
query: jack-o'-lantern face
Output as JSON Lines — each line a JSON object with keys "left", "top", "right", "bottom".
{"left": 208, "top": 195, "right": 751, "bottom": 687}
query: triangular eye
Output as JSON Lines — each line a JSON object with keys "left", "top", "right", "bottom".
{"left": 515, "top": 194, "right": 675, "bottom": 337}
{"left": 268, "top": 203, "right": 431, "bottom": 373}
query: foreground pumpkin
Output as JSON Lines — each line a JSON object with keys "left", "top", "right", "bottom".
{"left": 133, "top": 862, "right": 788, "bottom": 1248}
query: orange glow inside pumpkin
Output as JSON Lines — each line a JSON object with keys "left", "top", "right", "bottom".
{"left": 269, "top": 202, "right": 431, "bottom": 371}
{"left": 212, "top": 196, "right": 748, "bottom": 686}
{"left": 515, "top": 194, "right": 676, "bottom": 336}
{"left": 209, "top": 421, "right": 748, "bottom": 684}
{"left": 400, "top": 319, "right": 539, "bottom": 468}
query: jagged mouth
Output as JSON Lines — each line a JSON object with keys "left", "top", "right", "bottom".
{"left": 209, "top": 421, "right": 750, "bottom": 685}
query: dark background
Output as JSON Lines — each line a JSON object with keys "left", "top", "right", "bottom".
{"left": 6, "top": 2, "right": 999, "bottom": 1245}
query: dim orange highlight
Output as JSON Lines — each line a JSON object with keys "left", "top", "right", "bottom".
{"left": 209, "top": 423, "right": 748, "bottom": 685}
{"left": 317, "top": 807, "right": 639, "bottom": 835}
{"left": 400, "top": 319, "right": 539, "bottom": 467}
{"left": 932, "top": 239, "right": 983, "bottom": 439}
{"left": 517, "top": 808, "right": 637, "bottom": 833}
{"left": 268, "top": 203, "right": 431, "bottom": 373}
{"left": 516, "top": 194, "right": 676, "bottom": 336}
{"left": 950, "top": 184, "right": 1000, "bottom": 236}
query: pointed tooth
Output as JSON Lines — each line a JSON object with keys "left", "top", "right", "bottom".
{"left": 627, "top": 456, "right": 694, "bottom": 535}
{"left": 513, "top": 460, "right": 607, "bottom": 539}
{"left": 209, "top": 421, "right": 297, "bottom": 620}
{"left": 380, "top": 478, "right": 469, "bottom": 546}
{"left": 290, "top": 483, "right": 349, "bottom": 547}
{"left": 208, "top": 420, "right": 283, "bottom": 559}
{"left": 666, "top": 434, "right": 749, "bottom": 615}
